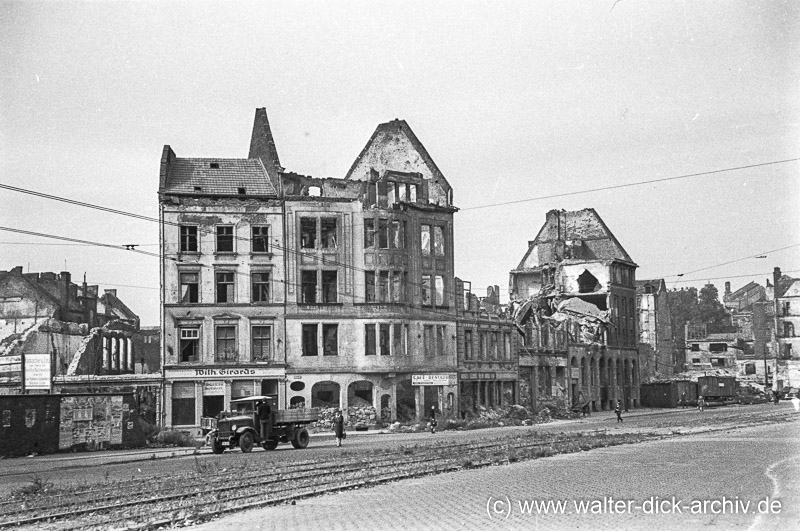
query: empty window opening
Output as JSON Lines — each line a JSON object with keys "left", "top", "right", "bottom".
{"left": 300, "top": 218, "right": 317, "bottom": 249}
{"left": 577, "top": 270, "right": 600, "bottom": 293}
{"left": 209, "top": 162, "right": 219, "bottom": 169}
{"left": 237, "top": 187, "right": 246, "bottom": 195}
{"left": 302, "top": 324, "right": 318, "bottom": 356}
{"left": 348, "top": 381, "right": 373, "bottom": 406}
{"left": 323, "top": 324, "right": 338, "bottom": 356}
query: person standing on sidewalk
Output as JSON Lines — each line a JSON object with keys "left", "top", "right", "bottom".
{"left": 614, "top": 401, "right": 623, "bottom": 422}
{"left": 429, "top": 405, "right": 438, "bottom": 433}
{"left": 697, "top": 395, "right": 705, "bottom": 412}
{"left": 257, "top": 399, "right": 272, "bottom": 441}
{"left": 332, "top": 409, "right": 345, "bottom": 447}
{"left": 681, "top": 391, "right": 687, "bottom": 409}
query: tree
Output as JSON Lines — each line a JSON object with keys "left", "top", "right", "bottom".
{"left": 668, "top": 287, "right": 699, "bottom": 338}
{"left": 696, "top": 283, "right": 731, "bottom": 332}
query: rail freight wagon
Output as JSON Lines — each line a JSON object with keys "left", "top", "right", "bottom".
{"left": 697, "top": 375, "right": 737, "bottom": 406}
{"left": 640, "top": 380, "right": 698, "bottom": 408}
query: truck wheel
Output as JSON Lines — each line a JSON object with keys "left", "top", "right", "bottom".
{"left": 211, "top": 438, "right": 224, "bottom": 454}
{"left": 263, "top": 439, "right": 279, "bottom": 451}
{"left": 291, "top": 428, "right": 309, "bottom": 449}
{"left": 239, "top": 432, "right": 254, "bottom": 453}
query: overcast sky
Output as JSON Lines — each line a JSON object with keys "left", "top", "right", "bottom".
{"left": 2, "top": 0, "right": 799, "bottom": 325}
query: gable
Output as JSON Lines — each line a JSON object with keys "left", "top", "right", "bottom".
{"left": 345, "top": 120, "right": 451, "bottom": 207}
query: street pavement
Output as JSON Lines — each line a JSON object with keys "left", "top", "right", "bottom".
{"left": 191, "top": 419, "right": 800, "bottom": 530}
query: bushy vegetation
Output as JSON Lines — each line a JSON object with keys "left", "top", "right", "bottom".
{"left": 154, "top": 430, "right": 199, "bottom": 448}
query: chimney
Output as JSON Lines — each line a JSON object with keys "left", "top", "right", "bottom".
{"left": 60, "top": 271, "right": 71, "bottom": 308}
{"left": 773, "top": 267, "right": 782, "bottom": 297}
{"left": 724, "top": 282, "right": 731, "bottom": 295}
{"left": 104, "top": 289, "right": 117, "bottom": 297}
{"left": 249, "top": 108, "right": 282, "bottom": 171}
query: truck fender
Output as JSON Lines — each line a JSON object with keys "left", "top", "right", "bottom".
{"left": 235, "top": 426, "right": 257, "bottom": 437}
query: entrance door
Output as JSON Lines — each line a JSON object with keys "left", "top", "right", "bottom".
{"left": 202, "top": 396, "right": 224, "bottom": 418}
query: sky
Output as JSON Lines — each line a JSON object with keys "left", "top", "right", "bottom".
{"left": 2, "top": 0, "right": 799, "bottom": 326}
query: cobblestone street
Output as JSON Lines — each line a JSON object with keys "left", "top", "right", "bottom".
{"left": 193, "top": 419, "right": 800, "bottom": 530}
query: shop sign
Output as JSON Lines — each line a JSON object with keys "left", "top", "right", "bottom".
{"left": 412, "top": 373, "right": 457, "bottom": 386}
{"left": 24, "top": 354, "right": 51, "bottom": 390}
{"left": 166, "top": 367, "right": 282, "bottom": 379}
{"left": 203, "top": 381, "right": 225, "bottom": 395}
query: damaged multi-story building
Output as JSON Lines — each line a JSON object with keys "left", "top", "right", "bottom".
{"left": 509, "top": 208, "right": 640, "bottom": 412}
{"left": 454, "top": 281, "right": 519, "bottom": 414}
{"left": 0, "top": 267, "right": 160, "bottom": 424}
{"left": 159, "top": 109, "right": 458, "bottom": 432}
{"left": 636, "top": 278, "right": 678, "bottom": 381}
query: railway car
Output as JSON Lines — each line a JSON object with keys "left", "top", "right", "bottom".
{"left": 697, "top": 376, "right": 737, "bottom": 406}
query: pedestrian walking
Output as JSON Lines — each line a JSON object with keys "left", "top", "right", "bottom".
{"left": 680, "top": 391, "right": 687, "bottom": 409}
{"left": 332, "top": 409, "right": 345, "bottom": 447}
{"left": 773, "top": 390, "right": 780, "bottom": 405}
{"left": 697, "top": 395, "right": 705, "bottom": 412}
{"left": 429, "top": 405, "right": 438, "bottom": 433}
{"left": 614, "top": 401, "right": 623, "bottom": 422}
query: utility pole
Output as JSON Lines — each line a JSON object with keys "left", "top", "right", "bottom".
{"left": 772, "top": 267, "right": 782, "bottom": 394}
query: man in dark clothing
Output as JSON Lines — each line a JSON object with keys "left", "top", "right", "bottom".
{"left": 615, "top": 401, "right": 623, "bottom": 422}
{"left": 429, "top": 406, "right": 437, "bottom": 433}
{"left": 257, "top": 400, "right": 272, "bottom": 441}
{"left": 681, "top": 392, "right": 687, "bottom": 409}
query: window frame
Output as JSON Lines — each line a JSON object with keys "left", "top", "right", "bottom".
{"left": 179, "top": 271, "right": 199, "bottom": 303}
{"left": 251, "top": 325, "right": 272, "bottom": 362}
{"left": 216, "top": 225, "right": 234, "bottom": 253}
{"left": 302, "top": 324, "right": 319, "bottom": 356}
{"left": 179, "top": 327, "right": 200, "bottom": 363}
{"left": 251, "top": 271, "right": 270, "bottom": 303}
{"left": 251, "top": 225, "right": 270, "bottom": 253}
{"left": 323, "top": 324, "right": 339, "bottom": 356}
{"left": 179, "top": 225, "right": 198, "bottom": 253}
{"left": 214, "top": 324, "right": 237, "bottom": 362}
{"left": 215, "top": 271, "right": 235, "bottom": 303}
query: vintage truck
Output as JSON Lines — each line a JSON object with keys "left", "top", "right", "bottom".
{"left": 201, "top": 396, "right": 318, "bottom": 453}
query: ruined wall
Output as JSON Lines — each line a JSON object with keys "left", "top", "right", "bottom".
{"left": 346, "top": 127, "right": 449, "bottom": 207}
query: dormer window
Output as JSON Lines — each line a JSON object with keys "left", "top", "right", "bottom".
{"left": 210, "top": 162, "right": 220, "bottom": 169}
{"left": 194, "top": 186, "right": 202, "bottom": 192}
{"left": 238, "top": 187, "right": 246, "bottom": 195}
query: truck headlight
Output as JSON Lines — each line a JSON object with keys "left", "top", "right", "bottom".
{"left": 231, "top": 424, "right": 237, "bottom": 431}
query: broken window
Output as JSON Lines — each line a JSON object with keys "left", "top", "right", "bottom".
{"left": 252, "top": 226, "right": 269, "bottom": 253}
{"left": 216, "top": 272, "right": 234, "bottom": 303}
{"left": 180, "top": 226, "right": 198, "bottom": 252}
{"left": 393, "top": 323, "right": 403, "bottom": 355}
{"left": 433, "top": 226, "right": 444, "bottom": 256}
{"left": 179, "top": 328, "right": 199, "bottom": 362}
{"left": 365, "top": 324, "right": 376, "bottom": 356}
{"left": 301, "top": 270, "right": 317, "bottom": 303}
{"left": 180, "top": 272, "right": 199, "bottom": 303}
{"left": 709, "top": 343, "right": 727, "bottom": 352}
{"left": 424, "top": 325, "right": 434, "bottom": 358}
{"left": 387, "top": 182, "right": 396, "bottom": 206}
{"left": 364, "top": 218, "right": 375, "bottom": 249}
{"left": 321, "top": 218, "right": 337, "bottom": 249}
{"left": 380, "top": 323, "right": 391, "bottom": 356}
{"left": 323, "top": 324, "right": 338, "bottom": 356}
{"left": 398, "top": 182, "right": 407, "bottom": 202}
{"left": 216, "top": 226, "right": 234, "bottom": 253}
{"left": 300, "top": 218, "right": 317, "bottom": 249}
{"left": 378, "top": 219, "right": 389, "bottom": 249}
{"left": 745, "top": 363, "right": 756, "bottom": 375}
{"left": 422, "top": 275, "right": 432, "bottom": 306}
{"left": 421, "top": 225, "right": 431, "bottom": 255}
{"left": 215, "top": 325, "right": 236, "bottom": 361}
{"left": 577, "top": 270, "right": 599, "bottom": 293}
{"left": 252, "top": 272, "right": 270, "bottom": 302}
{"left": 302, "top": 324, "right": 318, "bottom": 356}
{"left": 690, "top": 343, "right": 700, "bottom": 351}
{"left": 365, "top": 271, "right": 376, "bottom": 302}
{"left": 378, "top": 271, "right": 389, "bottom": 302}
{"left": 322, "top": 270, "right": 338, "bottom": 303}
{"left": 410, "top": 184, "right": 417, "bottom": 202}
{"left": 464, "top": 330, "right": 473, "bottom": 360}
{"left": 391, "top": 220, "right": 403, "bottom": 249}
{"left": 435, "top": 275, "right": 445, "bottom": 306}
{"left": 251, "top": 325, "right": 271, "bottom": 361}
{"left": 392, "top": 271, "right": 402, "bottom": 302}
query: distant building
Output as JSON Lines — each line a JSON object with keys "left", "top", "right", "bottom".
{"left": 509, "top": 208, "right": 640, "bottom": 411}
{"left": 636, "top": 278, "right": 677, "bottom": 381}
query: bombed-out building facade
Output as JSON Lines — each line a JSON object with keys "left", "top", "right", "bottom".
{"left": 509, "top": 209, "right": 640, "bottom": 411}
{"left": 159, "top": 110, "right": 458, "bottom": 432}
